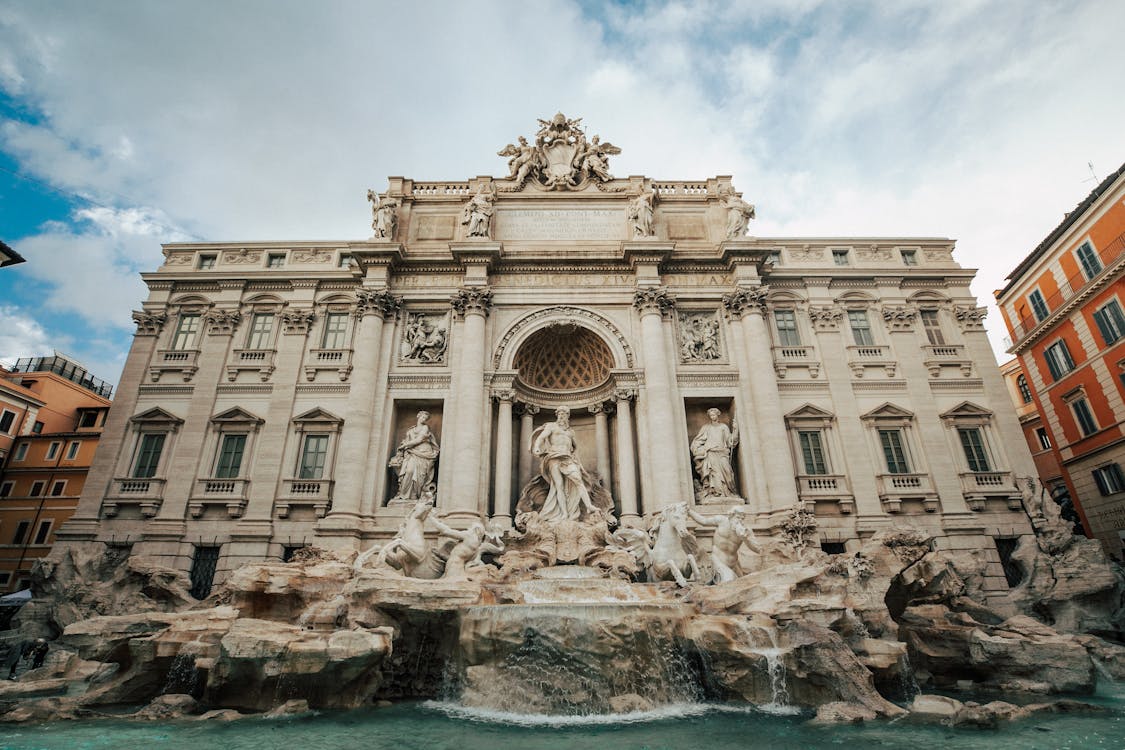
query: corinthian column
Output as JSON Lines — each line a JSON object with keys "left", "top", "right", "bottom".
{"left": 722, "top": 286, "right": 799, "bottom": 512}
{"left": 322, "top": 289, "right": 400, "bottom": 526}
{"left": 633, "top": 287, "right": 683, "bottom": 513}
{"left": 589, "top": 403, "right": 613, "bottom": 492}
{"left": 614, "top": 389, "right": 640, "bottom": 525}
{"left": 492, "top": 390, "right": 515, "bottom": 527}
{"left": 446, "top": 286, "right": 493, "bottom": 521}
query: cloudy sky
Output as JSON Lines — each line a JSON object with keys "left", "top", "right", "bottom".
{"left": 1, "top": 0, "right": 1123, "bottom": 387}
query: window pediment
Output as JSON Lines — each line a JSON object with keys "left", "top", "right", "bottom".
{"left": 130, "top": 407, "right": 184, "bottom": 428}
{"left": 210, "top": 407, "right": 265, "bottom": 428}
{"left": 786, "top": 403, "right": 835, "bottom": 425}
{"left": 861, "top": 403, "right": 914, "bottom": 421}
{"left": 939, "top": 402, "right": 992, "bottom": 420}
{"left": 293, "top": 407, "right": 344, "bottom": 426}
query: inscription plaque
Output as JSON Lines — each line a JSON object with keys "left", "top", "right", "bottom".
{"left": 497, "top": 209, "right": 625, "bottom": 241}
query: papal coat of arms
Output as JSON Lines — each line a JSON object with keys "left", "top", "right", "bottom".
{"left": 497, "top": 112, "right": 622, "bottom": 191}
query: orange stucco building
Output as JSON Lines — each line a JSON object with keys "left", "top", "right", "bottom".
{"left": 0, "top": 355, "right": 113, "bottom": 591}
{"left": 996, "top": 161, "right": 1125, "bottom": 557}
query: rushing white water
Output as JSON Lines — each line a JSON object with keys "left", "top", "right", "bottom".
{"left": 748, "top": 647, "right": 792, "bottom": 711}
{"left": 424, "top": 700, "right": 714, "bottom": 726}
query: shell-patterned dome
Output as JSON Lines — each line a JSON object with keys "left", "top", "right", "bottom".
{"left": 514, "top": 324, "right": 613, "bottom": 392}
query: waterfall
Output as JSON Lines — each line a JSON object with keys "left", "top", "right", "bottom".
{"left": 748, "top": 647, "right": 791, "bottom": 712}
{"left": 898, "top": 652, "right": 920, "bottom": 699}
{"left": 160, "top": 640, "right": 205, "bottom": 696}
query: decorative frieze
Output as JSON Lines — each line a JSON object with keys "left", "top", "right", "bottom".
{"left": 222, "top": 249, "right": 261, "bottom": 265}
{"left": 677, "top": 311, "right": 722, "bottom": 362}
{"left": 450, "top": 286, "right": 494, "bottom": 318}
{"left": 291, "top": 248, "right": 332, "bottom": 263}
{"left": 132, "top": 310, "right": 167, "bottom": 336}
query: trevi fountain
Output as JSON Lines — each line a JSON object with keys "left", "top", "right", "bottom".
{"left": 0, "top": 115, "right": 1122, "bottom": 748}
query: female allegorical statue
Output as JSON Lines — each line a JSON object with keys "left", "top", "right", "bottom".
{"left": 389, "top": 410, "right": 440, "bottom": 504}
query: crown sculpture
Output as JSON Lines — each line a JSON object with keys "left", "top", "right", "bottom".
{"left": 497, "top": 112, "right": 623, "bottom": 191}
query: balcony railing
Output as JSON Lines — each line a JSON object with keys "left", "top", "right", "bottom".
{"left": 1008, "top": 232, "right": 1125, "bottom": 344}
{"left": 226, "top": 349, "right": 276, "bottom": 382}
{"left": 796, "top": 474, "right": 854, "bottom": 514}
{"left": 846, "top": 345, "right": 896, "bottom": 377}
{"left": 189, "top": 478, "right": 249, "bottom": 518}
{"left": 150, "top": 348, "right": 200, "bottom": 382}
{"left": 103, "top": 477, "right": 166, "bottom": 518}
{"left": 876, "top": 473, "right": 938, "bottom": 513}
{"left": 9, "top": 355, "right": 114, "bottom": 398}
{"left": 923, "top": 344, "right": 965, "bottom": 359}
{"left": 958, "top": 470, "right": 1019, "bottom": 511}
{"left": 276, "top": 478, "right": 334, "bottom": 518}
{"left": 304, "top": 348, "right": 354, "bottom": 382}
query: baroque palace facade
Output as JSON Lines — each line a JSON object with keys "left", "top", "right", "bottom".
{"left": 57, "top": 115, "right": 1035, "bottom": 596}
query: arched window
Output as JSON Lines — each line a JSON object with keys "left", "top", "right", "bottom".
{"left": 1016, "top": 374, "right": 1032, "bottom": 404}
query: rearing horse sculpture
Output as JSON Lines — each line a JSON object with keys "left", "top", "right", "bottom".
{"left": 621, "top": 503, "right": 703, "bottom": 587}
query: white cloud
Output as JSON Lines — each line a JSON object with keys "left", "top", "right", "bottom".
{"left": 0, "top": 305, "right": 53, "bottom": 366}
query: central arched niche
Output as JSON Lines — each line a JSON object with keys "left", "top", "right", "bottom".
{"left": 513, "top": 323, "right": 614, "bottom": 393}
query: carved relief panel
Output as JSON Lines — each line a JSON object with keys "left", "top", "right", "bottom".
{"left": 400, "top": 311, "right": 450, "bottom": 365}
{"left": 677, "top": 310, "right": 723, "bottom": 363}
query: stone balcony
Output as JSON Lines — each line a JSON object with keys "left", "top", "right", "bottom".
{"left": 226, "top": 349, "right": 276, "bottom": 382}
{"left": 103, "top": 477, "right": 165, "bottom": 518}
{"left": 959, "top": 470, "right": 1020, "bottom": 511}
{"left": 189, "top": 478, "right": 249, "bottom": 518}
{"left": 772, "top": 345, "right": 821, "bottom": 378}
{"left": 303, "top": 348, "right": 353, "bottom": 382}
{"left": 276, "top": 478, "right": 334, "bottom": 518}
{"left": 875, "top": 472, "right": 939, "bottom": 513}
{"left": 846, "top": 345, "right": 897, "bottom": 378}
{"left": 796, "top": 474, "right": 854, "bottom": 514}
{"left": 149, "top": 348, "right": 200, "bottom": 382}
{"left": 922, "top": 344, "right": 972, "bottom": 378}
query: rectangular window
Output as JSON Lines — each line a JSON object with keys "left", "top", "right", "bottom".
{"left": 214, "top": 434, "right": 247, "bottom": 479}
{"left": 1044, "top": 340, "right": 1075, "bottom": 380}
{"left": 848, "top": 310, "right": 874, "bottom": 346}
{"left": 172, "top": 314, "right": 201, "bottom": 350}
{"left": 767, "top": 250, "right": 782, "bottom": 266}
{"left": 247, "top": 313, "right": 274, "bottom": 349}
{"left": 33, "top": 521, "right": 52, "bottom": 545}
{"left": 774, "top": 310, "right": 801, "bottom": 347}
{"left": 1071, "top": 397, "right": 1098, "bottom": 436}
{"left": 919, "top": 309, "right": 946, "bottom": 345}
{"left": 298, "top": 434, "right": 329, "bottom": 479}
{"left": 1093, "top": 300, "right": 1125, "bottom": 345}
{"left": 322, "top": 312, "right": 349, "bottom": 349}
{"left": 79, "top": 411, "right": 99, "bottom": 428}
{"left": 132, "top": 433, "right": 166, "bottom": 478}
{"left": 1076, "top": 241, "right": 1102, "bottom": 280}
{"left": 50, "top": 480, "right": 66, "bottom": 496}
{"left": 1093, "top": 464, "right": 1125, "bottom": 496}
{"left": 832, "top": 248, "right": 850, "bottom": 266}
{"left": 878, "top": 429, "right": 911, "bottom": 474}
{"left": 189, "top": 546, "right": 221, "bottom": 600}
{"left": 1017, "top": 375, "right": 1032, "bottom": 404}
{"left": 1035, "top": 427, "right": 1051, "bottom": 450}
{"left": 798, "top": 431, "right": 828, "bottom": 475}
{"left": 45, "top": 442, "right": 61, "bottom": 460}
{"left": 13, "top": 443, "right": 28, "bottom": 461}
{"left": 1028, "top": 290, "right": 1049, "bottom": 322}
{"left": 338, "top": 253, "right": 352, "bottom": 269}
{"left": 65, "top": 441, "right": 81, "bottom": 460}
{"left": 31, "top": 421, "right": 43, "bottom": 434}
{"left": 958, "top": 427, "right": 991, "bottom": 472}
{"left": 0, "top": 410, "right": 15, "bottom": 434}
{"left": 267, "top": 253, "right": 285, "bottom": 268}
{"left": 29, "top": 481, "right": 45, "bottom": 497}
{"left": 900, "top": 249, "right": 918, "bottom": 266}
{"left": 11, "top": 521, "right": 30, "bottom": 545}
{"left": 0, "top": 481, "right": 13, "bottom": 498}
{"left": 197, "top": 254, "right": 216, "bottom": 270}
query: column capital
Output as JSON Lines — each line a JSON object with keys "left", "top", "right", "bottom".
{"left": 204, "top": 308, "right": 242, "bottom": 335}
{"left": 451, "top": 286, "right": 494, "bottom": 318}
{"left": 954, "top": 304, "right": 988, "bottom": 332}
{"left": 808, "top": 304, "right": 844, "bottom": 331}
{"left": 881, "top": 304, "right": 918, "bottom": 332}
{"left": 632, "top": 286, "right": 675, "bottom": 317}
{"left": 281, "top": 308, "right": 317, "bottom": 335}
{"left": 614, "top": 388, "right": 637, "bottom": 403}
{"left": 491, "top": 388, "right": 516, "bottom": 403}
{"left": 516, "top": 402, "right": 540, "bottom": 417}
{"left": 132, "top": 310, "right": 167, "bottom": 336}
{"left": 355, "top": 289, "right": 402, "bottom": 319}
{"left": 721, "top": 285, "right": 769, "bottom": 319}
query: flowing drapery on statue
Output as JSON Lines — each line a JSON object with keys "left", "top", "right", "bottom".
{"left": 690, "top": 407, "right": 740, "bottom": 500}
{"left": 388, "top": 411, "right": 440, "bottom": 504}
{"left": 515, "top": 406, "right": 614, "bottom": 520}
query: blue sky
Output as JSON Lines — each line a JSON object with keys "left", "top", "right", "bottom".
{"left": 2, "top": 1, "right": 1124, "bottom": 386}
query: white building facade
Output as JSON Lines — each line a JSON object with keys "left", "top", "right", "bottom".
{"left": 57, "top": 118, "right": 1036, "bottom": 596}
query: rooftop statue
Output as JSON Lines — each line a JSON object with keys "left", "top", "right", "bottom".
{"left": 461, "top": 185, "right": 495, "bottom": 239}
{"left": 367, "top": 189, "right": 399, "bottom": 240}
{"left": 627, "top": 188, "right": 656, "bottom": 238}
{"left": 498, "top": 113, "right": 622, "bottom": 191}
{"left": 722, "top": 189, "right": 755, "bottom": 238}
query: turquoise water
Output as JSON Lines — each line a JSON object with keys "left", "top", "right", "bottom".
{"left": 2, "top": 688, "right": 1122, "bottom": 750}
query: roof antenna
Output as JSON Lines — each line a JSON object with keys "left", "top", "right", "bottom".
{"left": 1083, "top": 161, "right": 1099, "bottom": 185}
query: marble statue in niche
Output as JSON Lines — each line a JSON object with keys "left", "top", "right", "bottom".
{"left": 679, "top": 312, "right": 721, "bottom": 362}
{"left": 388, "top": 411, "right": 440, "bottom": 504}
{"left": 516, "top": 406, "right": 614, "bottom": 522}
{"left": 691, "top": 408, "right": 741, "bottom": 501}
{"left": 400, "top": 312, "right": 448, "bottom": 364}
{"left": 722, "top": 190, "right": 756, "bottom": 238}
{"left": 367, "top": 190, "right": 399, "bottom": 240}
{"left": 461, "top": 185, "right": 495, "bottom": 238}
{"left": 627, "top": 188, "right": 656, "bottom": 238}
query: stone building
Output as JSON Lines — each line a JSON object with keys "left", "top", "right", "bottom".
{"left": 996, "top": 160, "right": 1125, "bottom": 556}
{"left": 56, "top": 115, "right": 1035, "bottom": 597}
